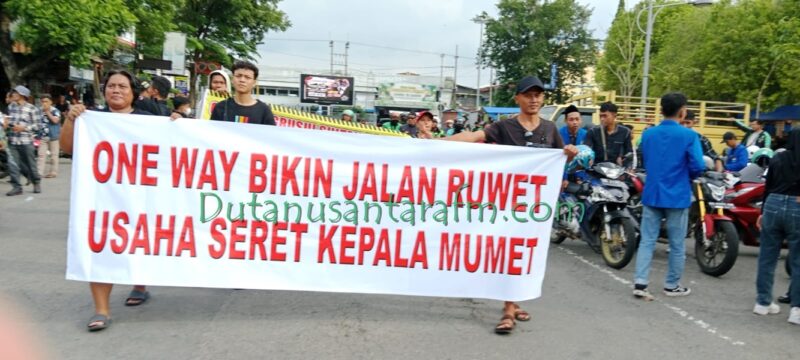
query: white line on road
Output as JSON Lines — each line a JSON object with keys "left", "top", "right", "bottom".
{"left": 556, "top": 246, "right": 746, "bottom": 347}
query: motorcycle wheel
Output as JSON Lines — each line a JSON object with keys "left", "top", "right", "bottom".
{"left": 600, "top": 217, "right": 637, "bottom": 269}
{"left": 695, "top": 221, "right": 739, "bottom": 277}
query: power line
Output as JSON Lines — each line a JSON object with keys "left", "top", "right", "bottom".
{"left": 264, "top": 37, "right": 476, "bottom": 60}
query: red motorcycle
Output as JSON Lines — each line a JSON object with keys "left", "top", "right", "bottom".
{"left": 696, "top": 164, "right": 790, "bottom": 277}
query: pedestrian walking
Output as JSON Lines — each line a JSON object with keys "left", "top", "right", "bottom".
{"left": 210, "top": 61, "right": 275, "bottom": 125}
{"left": 633, "top": 92, "right": 705, "bottom": 300}
{"left": 36, "top": 94, "right": 61, "bottom": 178}
{"left": 754, "top": 129, "right": 800, "bottom": 324}
{"left": 6, "top": 85, "right": 42, "bottom": 194}
{"left": 62, "top": 69, "right": 155, "bottom": 331}
{"left": 445, "top": 75, "right": 577, "bottom": 334}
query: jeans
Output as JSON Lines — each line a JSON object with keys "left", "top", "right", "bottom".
{"left": 756, "top": 194, "right": 800, "bottom": 307}
{"left": 634, "top": 206, "right": 689, "bottom": 289}
{"left": 2, "top": 148, "right": 21, "bottom": 188}
{"left": 36, "top": 138, "right": 59, "bottom": 176}
{"left": 9, "top": 143, "right": 40, "bottom": 184}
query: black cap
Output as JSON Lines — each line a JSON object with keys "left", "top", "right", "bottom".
{"left": 722, "top": 131, "right": 737, "bottom": 143}
{"left": 516, "top": 76, "right": 545, "bottom": 94}
{"left": 564, "top": 104, "right": 580, "bottom": 116}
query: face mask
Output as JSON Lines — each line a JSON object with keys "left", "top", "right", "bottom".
{"left": 184, "top": 108, "right": 193, "bottom": 117}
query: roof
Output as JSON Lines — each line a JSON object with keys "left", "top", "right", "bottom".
{"left": 750, "top": 105, "right": 800, "bottom": 121}
{"left": 482, "top": 106, "right": 519, "bottom": 114}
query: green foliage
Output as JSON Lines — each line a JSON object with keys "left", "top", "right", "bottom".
{"left": 600, "top": 0, "right": 800, "bottom": 111}
{"left": 176, "top": 0, "right": 290, "bottom": 67}
{"left": 125, "top": 0, "right": 183, "bottom": 58}
{"left": 4, "top": 0, "right": 136, "bottom": 66}
{"left": 481, "top": 0, "right": 598, "bottom": 105}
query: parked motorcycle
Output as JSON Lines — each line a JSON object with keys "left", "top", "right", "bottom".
{"left": 552, "top": 162, "right": 638, "bottom": 269}
{"left": 627, "top": 168, "right": 740, "bottom": 276}
{"left": 690, "top": 171, "right": 740, "bottom": 276}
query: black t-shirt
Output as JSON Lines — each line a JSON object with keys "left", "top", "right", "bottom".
{"left": 210, "top": 98, "right": 275, "bottom": 125}
{"left": 100, "top": 107, "right": 153, "bottom": 116}
{"left": 483, "top": 116, "right": 564, "bottom": 149}
{"left": 584, "top": 124, "right": 632, "bottom": 163}
{"left": 134, "top": 98, "right": 170, "bottom": 116}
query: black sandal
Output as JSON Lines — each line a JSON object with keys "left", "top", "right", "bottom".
{"left": 87, "top": 314, "right": 112, "bottom": 332}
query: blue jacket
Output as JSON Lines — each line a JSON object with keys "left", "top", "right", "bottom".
{"left": 641, "top": 120, "right": 705, "bottom": 209}
{"left": 724, "top": 144, "right": 748, "bottom": 171}
{"left": 559, "top": 126, "right": 587, "bottom": 146}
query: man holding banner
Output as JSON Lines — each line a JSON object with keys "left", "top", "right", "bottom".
{"left": 210, "top": 61, "right": 275, "bottom": 125}
{"left": 446, "top": 75, "right": 577, "bottom": 334}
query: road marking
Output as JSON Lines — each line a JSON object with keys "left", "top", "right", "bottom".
{"left": 556, "top": 246, "right": 746, "bottom": 346}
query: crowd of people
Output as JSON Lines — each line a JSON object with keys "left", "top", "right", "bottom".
{"left": 2, "top": 64, "right": 798, "bottom": 334}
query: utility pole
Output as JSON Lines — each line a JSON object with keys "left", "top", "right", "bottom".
{"left": 329, "top": 40, "right": 334, "bottom": 74}
{"left": 330, "top": 41, "right": 349, "bottom": 75}
{"left": 440, "top": 54, "right": 444, "bottom": 89}
{"left": 488, "top": 68, "right": 494, "bottom": 106}
{"left": 452, "top": 45, "right": 459, "bottom": 109}
{"left": 472, "top": 14, "right": 488, "bottom": 110}
{"left": 344, "top": 41, "right": 349, "bottom": 76}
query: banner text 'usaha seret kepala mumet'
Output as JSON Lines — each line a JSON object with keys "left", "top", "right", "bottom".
{"left": 66, "top": 111, "right": 565, "bottom": 301}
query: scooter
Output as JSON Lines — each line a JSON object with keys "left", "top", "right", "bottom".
{"left": 552, "top": 162, "right": 638, "bottom": 269}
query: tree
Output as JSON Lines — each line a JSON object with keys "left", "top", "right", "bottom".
{"left": 124, "top": 0, "right": 184, "bottom": 59}
{"left": 175, "top": 0, "right": 290, "bottom": 102}
{"left": 596, "top": 7, "right": 643, "bottom": 97}
{"left": 0, "top": 0, "right": 136, "bottom": 85}
{"left": 480, "top": 0, "right": 597, "bottom": 105}
{"left": 648, "top": 0, "right": 800, "bottom": 110}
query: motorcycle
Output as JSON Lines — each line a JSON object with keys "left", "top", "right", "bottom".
{"left": 690, "top": 171, "right": 740, "bottom": 276}
{"left": 551, "top": 162, "right": 638, "bottom": 269}
{"left": 626, "top": 168, "right": 740, "bottom": 276}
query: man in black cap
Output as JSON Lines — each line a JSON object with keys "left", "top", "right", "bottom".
{"left": 722, "top": 131, "right": 748, "bottom": 171}
{"left": 444, "top": 75, "right": 577, "bottom": 335}
{"left": 558, "top": 104, "right": 586, "bottom": 146}
{"left": 584, "top": 101, "right": 632, "bottom": 166}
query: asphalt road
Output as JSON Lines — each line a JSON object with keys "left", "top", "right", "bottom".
{"left": 0, "top": 159, "right": 798, "bottom": 360}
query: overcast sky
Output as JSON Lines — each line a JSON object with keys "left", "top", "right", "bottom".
{"left": 257, "top": 0, "right": 620, "bottom": 87}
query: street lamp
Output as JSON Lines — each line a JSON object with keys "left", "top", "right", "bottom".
{"left": 639, "top": 0, "right": 714, "bottom": 107}
{"left": 472, "top": 14, "right": 490, "bottom": 110}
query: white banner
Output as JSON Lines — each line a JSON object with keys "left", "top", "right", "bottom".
{"left": 66, "top": 111, "right": 565, "bottom": 301}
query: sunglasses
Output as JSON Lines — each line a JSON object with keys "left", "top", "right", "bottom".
{"left": 524, "top": 130, "right": 548, "bottom": 148}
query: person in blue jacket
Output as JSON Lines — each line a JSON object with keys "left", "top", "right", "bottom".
{"left": 558, "top": 105, "right": 587, "bottom": 146}
{"left": 633, "top": 92, "right": 705, "bottom": 300}
{"left": 722, "top": 131, "right": 748, "bottom": 171}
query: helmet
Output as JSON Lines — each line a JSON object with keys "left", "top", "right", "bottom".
{"left": 750, "top": 148, "right": 774, "bottom": 168}
{"left": 746, "top": 145, "right": 760, "bottom": 159}
{"left": 342, "top": 109, "right": 355, "bottom": 117}
{"left": 567, "top": 145, "right": 595, "bottom": 173}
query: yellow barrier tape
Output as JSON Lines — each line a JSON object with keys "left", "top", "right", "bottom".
{"left": 271, "top": 104, "right": 409, "bottom": 137}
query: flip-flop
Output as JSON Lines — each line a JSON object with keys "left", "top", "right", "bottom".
{"left": 494, "top": 314, "right": 515, "bottom": 334}
{"left": 87, "top": 314, "right": 111, "bottom": 332}
{"left": 125, "top": 289, "right": 150, "bottom": 306}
